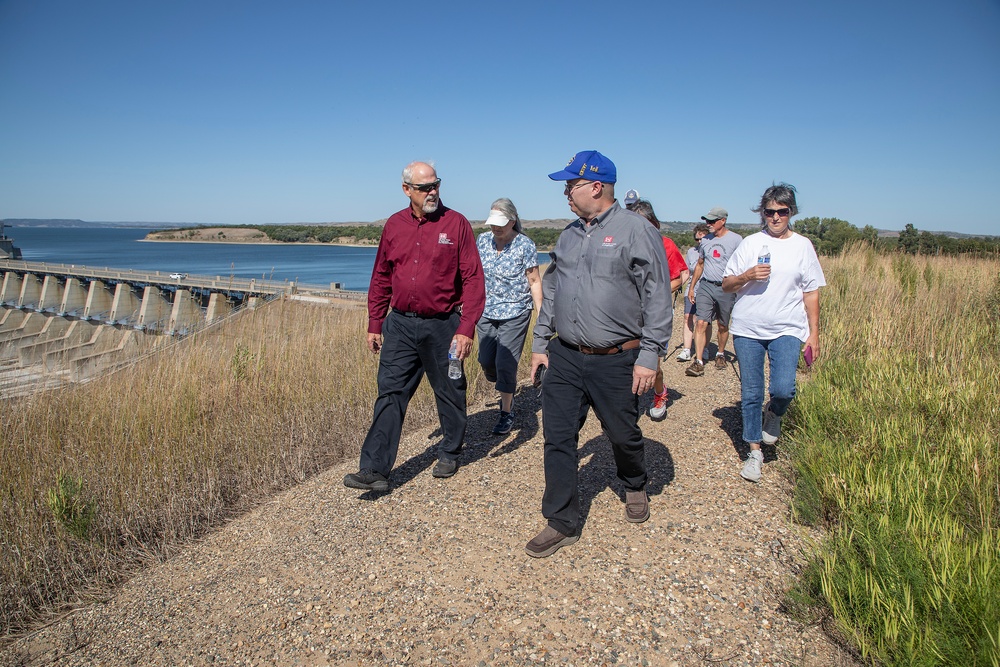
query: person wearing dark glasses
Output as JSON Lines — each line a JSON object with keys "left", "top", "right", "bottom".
{"left": 721, "top": 183, "right": 825, "bottom": 483}
{"left": 685, "top": 206, "right": 742, "bottom": 377}
{"left": 524, "top": 150, "right": 672, "bottom": 558}
{"left": 344, "top": 161, "right": 485, "bottom": 492}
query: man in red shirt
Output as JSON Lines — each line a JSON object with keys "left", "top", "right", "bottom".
{"left": 629, "top": 199, "right": 689, "bottom": 419}
{"left": 344, "top": 161, "right": 485, "bottom": 492}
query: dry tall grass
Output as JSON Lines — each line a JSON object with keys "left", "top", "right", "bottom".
{"left": 786, "top": 246, "right": 1000, "bottom": 666}
{"left": 1, "top": 299, "right": 498, "bottom": 636}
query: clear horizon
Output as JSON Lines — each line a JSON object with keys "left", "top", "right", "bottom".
{"left": 2, "top": 1, "right": 998, "bottom": 236}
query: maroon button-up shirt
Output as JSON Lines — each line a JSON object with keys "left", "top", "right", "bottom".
{"left": 367, "top": 203, "right": 486, "bottom": 339}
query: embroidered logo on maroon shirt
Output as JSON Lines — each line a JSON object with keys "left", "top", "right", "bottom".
{"left": 438, "top": 233, "right": 453, "bottom": 245}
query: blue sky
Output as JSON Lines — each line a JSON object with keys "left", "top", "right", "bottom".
{"left": 1, "top": 0, "right": 998, "bottom": 235}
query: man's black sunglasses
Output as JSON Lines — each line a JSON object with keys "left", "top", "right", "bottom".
{"left": 406, "top": 179, "right": 441, "bottom": 193}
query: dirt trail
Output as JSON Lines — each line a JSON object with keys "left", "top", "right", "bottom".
{"left": 3, "top": 344, "right": 856, "bottom": 667}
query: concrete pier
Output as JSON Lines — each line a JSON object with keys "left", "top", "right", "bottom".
{"left": 16, "top": 274, "right": 42, "bottom": 310}
{"left": 136, "top": 285, "right": 172, "bottom": 332}
{"left": 109, "top": 283, "right": 141, "bottom": 324}
{"left": 38, "top": 275, "right": 63, "bottom": 312}
{"left": 0, "top": 271, "right": 23, "bottom": 304}
{"left": 205, "top": 292, "right": 233, "bottom": 323}
{"left": 168, "top": 289, "right": 205, "bottom": 335}
{"left": 58, "top": 277, "right": 89, "bottom": 317}
{"left": 84, "top": 281, "right": 115, "bottom": 321}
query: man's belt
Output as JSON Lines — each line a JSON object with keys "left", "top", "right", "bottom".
{"left": 701, "top": 278, "right": 723, "bottom": 286}
{"left": 560, "top": 338, "right": 641, "bottom": 355}
{"left": 392, "top": 308, "right": 454, "bottom": 320}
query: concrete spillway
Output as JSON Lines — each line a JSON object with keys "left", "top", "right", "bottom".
{"left": 0, "top": 261, "right": 365, "bottom": 398}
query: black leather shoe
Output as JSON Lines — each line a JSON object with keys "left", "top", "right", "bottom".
{"left": 432, "top": 458, "right": 459, "bottom": 478}
{"left": 343, "top": 469, "right": 388, "bottom": 491}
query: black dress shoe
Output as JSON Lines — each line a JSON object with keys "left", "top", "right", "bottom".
{"left": 343, "top": 469, "right": 389, "bottom": 491}
{"left": 432, "top": 458, "right": 459, "bottom": 478}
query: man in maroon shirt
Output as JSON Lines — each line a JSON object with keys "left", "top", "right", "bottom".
{"left": 344, "top": 161, "right": 486, "bottom": 492}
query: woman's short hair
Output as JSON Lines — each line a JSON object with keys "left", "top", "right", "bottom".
{"left": 491, "top": 197, "right": 522, "bottom": 233}
{"left": 630, "top": 199, "right": 661, "bottom": 229}
{"left": 693, "top": 223, "right": 711, "bottom": 236}
{"left": 752, "top": 183, "right": 799, "bottom": 220}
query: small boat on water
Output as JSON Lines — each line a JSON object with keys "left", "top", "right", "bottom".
{"left": 1, "top": 220, "right": 23, "bottom": 260}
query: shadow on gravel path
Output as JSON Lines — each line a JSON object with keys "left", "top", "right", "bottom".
{"left": 576, "top": 435, "right": 675, "bottom": 528}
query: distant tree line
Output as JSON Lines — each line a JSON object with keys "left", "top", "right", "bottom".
{"left": 166, "top": 221, "right": 999, "bottom": 256}
{"left": 792, "top": 218, "right": 1000, "bottom": 256}
{"left": 671, "top": 219, "right": 1000, "bottom": 257}
{"left": 255, "top": 224, "right": 384, "bottom": 244}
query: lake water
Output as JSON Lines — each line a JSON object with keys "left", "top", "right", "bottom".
{"left": 6, "top": 226, "right": 549, "bottom": 292}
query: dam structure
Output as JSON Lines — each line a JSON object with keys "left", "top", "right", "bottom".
{"left": 0, "top": 259, "right": 364, "bottom": 397}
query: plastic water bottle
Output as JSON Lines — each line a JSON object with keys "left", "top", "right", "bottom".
{"left": 757, "top": 244, "right": 770, "bottom": 281}
{"left": 448, "top": 339, "right": 462, "bottom": 380}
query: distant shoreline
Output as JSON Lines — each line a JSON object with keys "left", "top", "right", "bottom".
{"left": 141, "top": 227, "right": 379, "bottom": 248}
{"left": 139, "top": 238, "right": 377, "bottom": 249}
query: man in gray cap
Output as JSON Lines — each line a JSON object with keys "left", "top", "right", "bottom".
{"left": 623, "top": 189, "right": 640, "bottom": 210}
{"left": 524, "top": 150, "right": 672, "bottom": 558}
{"left": 685, "top": 207, "right": 742, "bottom": 376}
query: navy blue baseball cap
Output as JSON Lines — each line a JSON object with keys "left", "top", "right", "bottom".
{"left": 548, "top": 150, "right": 617, "bottom": 183}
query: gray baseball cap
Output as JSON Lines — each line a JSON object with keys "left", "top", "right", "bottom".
{"left": 701, "top": 207, "right": 728, "bottom": 222}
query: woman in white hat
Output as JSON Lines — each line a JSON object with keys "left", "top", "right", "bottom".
{"left": 476, "top": 198, "right": 543, "bottom": 435}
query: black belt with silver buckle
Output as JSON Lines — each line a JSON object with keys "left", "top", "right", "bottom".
{"left": 701, "top": 279, "right": 723, "bottom": 286}
{"left": 392, "top": 308, "right": 454, "bottom": 320}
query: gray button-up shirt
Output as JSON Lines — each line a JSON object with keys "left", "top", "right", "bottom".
{"left": 532, "top": 202, "right": 673, "bottom": 370}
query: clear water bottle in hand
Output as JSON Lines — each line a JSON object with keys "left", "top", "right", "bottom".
{"left": 757, "top": 244, "right": 771, "bottom": 281}
{"left": 448, "top": 339, "right": 462, "bottom": 380}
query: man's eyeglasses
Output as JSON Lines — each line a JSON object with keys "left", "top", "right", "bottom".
{"left": 764, "top": 207, "right": 791, "bottom": 218}
{"left": 564, "top": 180, "right": 594, "bottom": 196}
{"left": 406, "top": 179, "right": 441, "bottom": 193}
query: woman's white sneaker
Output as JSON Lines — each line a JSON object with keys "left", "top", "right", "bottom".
{"left": 741, "top": 450, "right": 764, "bottom": 482}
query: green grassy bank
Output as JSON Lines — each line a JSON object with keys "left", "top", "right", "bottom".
{"left": 785, "top": 247, "right": 1000, "bottom": 666}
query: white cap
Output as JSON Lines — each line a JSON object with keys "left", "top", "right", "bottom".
{"left": 485, "top": 210, "right": 511, "bottom": 226}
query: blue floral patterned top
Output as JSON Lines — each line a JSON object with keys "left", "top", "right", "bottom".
{"left": 476, "top": 231, "right": 538, "bottom": 320}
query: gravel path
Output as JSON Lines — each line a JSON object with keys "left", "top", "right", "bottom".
{"left": 3, "top": 341, "right": 857, "bottom": 666}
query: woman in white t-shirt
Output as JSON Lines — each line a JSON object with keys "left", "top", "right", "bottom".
{"left": 722, "top": 183, "right": 825, "bottom": 483}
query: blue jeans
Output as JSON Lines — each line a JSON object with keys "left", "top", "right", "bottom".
{"left": 732, "top": 335, "right": 801, "bottom": 444}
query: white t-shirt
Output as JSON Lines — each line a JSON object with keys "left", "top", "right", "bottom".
{"left": 723, "top": 231, "right": 826, "bottom": 341}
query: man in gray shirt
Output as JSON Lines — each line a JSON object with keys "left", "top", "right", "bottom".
{"left": 685, "top": 207, "right": 743, "bottom": 377}
{"left": 524, "top": 150, "right": 673, "bottom": 558}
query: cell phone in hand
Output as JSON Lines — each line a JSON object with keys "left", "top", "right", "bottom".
{"left": 533, "top": 364, "right": 547, "bottom": 388}
{"left": 803, "top": 345, "right": 814, "bottom": 368}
